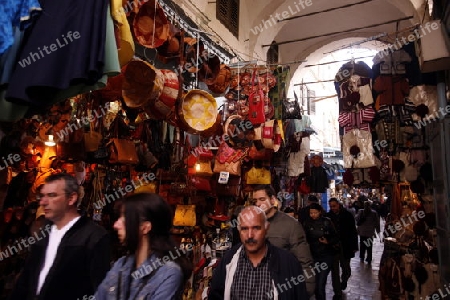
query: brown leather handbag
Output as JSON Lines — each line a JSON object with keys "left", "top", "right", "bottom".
{"left": 108, "top": 116, "right": 139, "bottom": 165}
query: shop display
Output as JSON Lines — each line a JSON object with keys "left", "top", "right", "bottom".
{"left": 1, "top": 1, "right": 449, "bottom": 299}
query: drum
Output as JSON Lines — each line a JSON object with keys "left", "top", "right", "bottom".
{"left": 159, "top": 69, "right": 179, "bottom": 107}
{"left": 143, "top": 69, "right": 179, "bottom": 120}
{"left": 177, "top": 89, "right": 218, "bottom": 134}
{"left": 122, "top": 60, "right": 164, "bottom": 108}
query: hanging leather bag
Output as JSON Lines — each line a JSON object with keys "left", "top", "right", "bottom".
{"left": 282, "top": 98, "right": 302, "bottom": 120}
{"left": 108, "top": 116, "right": 139, "bottom": 165}
{"left": 247, "top": 70, "right": 266, "bottom": 125}
{"left": 246, "top": 167, "right": 271, "bottom": 184}
{"left": 173, "top": 204, "right": 196, "bottom": 227}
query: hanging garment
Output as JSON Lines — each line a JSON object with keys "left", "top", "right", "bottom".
{"left": 358, "top": 84, "right": 374, "bottom": 106}
{"left": 373, "top": 49, "right": 412, "bottom": 75}
{"left": 111, "top": 0, "right": 135, "bottom": 66}
{"left": 342, "top": 129, "right": 376, "bottom": 168}
{"left": 287, "top": 151, "right": 305, "bottom": 177}
{"left": 0, "top": 0, "right": 42, "bottom": 55}
{"left": 307, "top": 166, "right": 329, "bottom": 193}
{"left": 373, "top": 75, "right": 409, "bottom": 106}
{"left": 6, "top": 0, "right": 109, "bottom": 106}
{"left": 335, "top": 61, "right": 373, "bottom": 82}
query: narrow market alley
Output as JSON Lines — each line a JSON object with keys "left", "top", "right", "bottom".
{"left": 326, "top": 222, "right": 385, "bottom": 300}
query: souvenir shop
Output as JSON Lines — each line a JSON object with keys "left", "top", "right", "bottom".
{"left": 2, "top": 0, "right": 450, "bottom": 299}
{"left": 0, "top": 0, "right": 333, "bottom": 298}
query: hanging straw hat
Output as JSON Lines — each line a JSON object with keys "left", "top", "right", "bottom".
{"left": 208, "top": 64, "right": 232, "bottom": 95}
{"left": 156, "top": 24, "right": 181, "bottom": 63}
{"left": 122, "top": 60, "right": 164, "bottom": 108}
{"left": 133, "top": 0, "right": 170, "bottom": 49}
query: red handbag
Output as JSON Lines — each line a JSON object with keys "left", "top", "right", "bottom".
{"left": 189, "top": 175, "right": 211, "bottom": 191}
{"left": 216, "top": 141, "right": 236, "bottom": 164}
{"left": 248, "top": 70, "right": 266, "bottom": 125}
{"left": 248, "top": 146, "right": 273, "bottom": 160}
{"left": 298, "top": 177, "right": 310, "bottom": 194}
{"left": 195, "top": 147, "right": 214, "bottom": 160}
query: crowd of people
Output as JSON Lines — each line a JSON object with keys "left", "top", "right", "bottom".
{"left": 0, "top": 176, "right": 383, "bottom": 300}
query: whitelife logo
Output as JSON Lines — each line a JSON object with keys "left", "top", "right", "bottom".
{"left": 18, "top": 31, "right": 81, "bottom": 68}
{"left": 375, "top": 21, "right": 441, "bottom": 61}
{"left": 55, "top": 103, "right": 109, "bottom": 141}
{"left": 250, "top": 0, "right": 313, "bottom": 35}
{"left": 0, "top": 225, "right": 52, "bottom": 261}
{"left": 414, "top": 104, "right": 450, "bottom": 129}
{"left": 93, "top": 172, "right": 156, "bottom": 210}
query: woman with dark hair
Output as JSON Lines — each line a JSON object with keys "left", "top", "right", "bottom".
{"left": 95, "top": 193, "right": 192, "bottom": 299}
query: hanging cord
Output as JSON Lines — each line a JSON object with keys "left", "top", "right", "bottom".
{"left": 421, "top": 0, "right": 429, "bottom": 25}
{"left": 152, "top": 0, "right": 158, "bottom": 48}
{"left": 196, "top": 32, "right": 200, "bottom": 88}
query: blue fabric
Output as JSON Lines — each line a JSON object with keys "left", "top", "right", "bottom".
{"left": 95, "top": 254, "right": 184, "bottom": 300}
{"left": 1, "top": 27, "right": 23, "bottom": 85}
{"left": 0, "top": 0, "right": 41, "bottom": 55}
{"left": 6, "top": 0, "right": 108, "bottom": 105}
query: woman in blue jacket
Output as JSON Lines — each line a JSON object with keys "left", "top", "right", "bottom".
{"left": 95, "top": 193, "right": 192, "bottom": 299}
{"left": 303, "top": 203, "right": 340, "bottom": 300}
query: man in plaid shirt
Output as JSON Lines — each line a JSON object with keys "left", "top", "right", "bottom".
{"left": 209, "top": 206, "right": 309, "bottom": 300}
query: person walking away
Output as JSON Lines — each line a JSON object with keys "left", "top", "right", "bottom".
{"left": 9, "top": 173, "right": 111, "bottom": 300}
{"left": 208, "top": 206, "right": 309, "bottom": 299}
{"left": 252, "top": 184, "right": 315, "bottom": 297}
{"left": 95, "top": 193, "right": 192, "bottom": 299}
{"left": 355, "top": 200, "right": 380, "bottom": 264}
{"left": 303, "top": 203, "right": 340, "bottom": 300}
{"left": 326, "top": 198, "right": 359, "bottom": 299}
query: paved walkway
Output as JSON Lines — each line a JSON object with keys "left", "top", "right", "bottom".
{"left": 325, "top": 222, "right": 385, "bottom": 300}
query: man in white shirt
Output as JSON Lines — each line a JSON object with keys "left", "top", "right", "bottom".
{"left": 9, "top": 173, "right": 111, "bottom": 300}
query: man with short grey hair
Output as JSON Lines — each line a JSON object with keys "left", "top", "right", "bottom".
{"left": 209, "top": 206, "right": 308, "bottom": 299}
{"left": 9, "top": 173, "right": 111, "bottom": 300}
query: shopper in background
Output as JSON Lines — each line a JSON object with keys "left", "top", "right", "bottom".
{"left": 95, "top": 193, "right": 192, "bottom": 300}
{"left": 326, "top": 198, "right": 359, "bottom": 299}
{"left": 209, "top": 206, "right": 309, "bottom": 299}
{"left": 252, "top": 184, "right": 315, "bottom": 297}
{"left": 355, "top": 200, "right": 380, "bottom": 264}
{"left": 303, "top": 203, "right": 340, "bottom": 300}
{"left": 282, "top": 206, "right": 296, "bottom": 218}
{"left": 298, "top": 194, "right": 320, "bottom": 226}
{"left": 9, "top": 173, "right": 111, "bottom": 300}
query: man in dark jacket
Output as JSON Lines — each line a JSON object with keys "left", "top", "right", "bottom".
{"left": 326, "top": 198, "right": 359, "bottom": 299}
{"left": 9, "top": 173, "right": 111, "bottom": 300}
{"left": 209, "top": 206, "right": 309, "bottom": 300}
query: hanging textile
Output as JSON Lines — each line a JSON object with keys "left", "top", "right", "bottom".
{"left": 6, "top": 0, "right": 110, "bottom": 106}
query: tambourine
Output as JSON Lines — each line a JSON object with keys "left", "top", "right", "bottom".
{"left": 177, "top": 89, "right": 218, "bottom": 135}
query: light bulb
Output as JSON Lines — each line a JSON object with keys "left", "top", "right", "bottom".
{"left": 45, "top": 134, "right": 56, "bottom": 147}
{"left": 195, "top": 163, "right": 201, "bottom": 171}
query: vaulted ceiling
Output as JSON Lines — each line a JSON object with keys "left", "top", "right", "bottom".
{"left": 240, "top": 0, "right": 428, "bottom": 70}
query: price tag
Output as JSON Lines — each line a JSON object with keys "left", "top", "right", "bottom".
{"left": 218, "top": 171, "right": 229, "bottom": 184}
